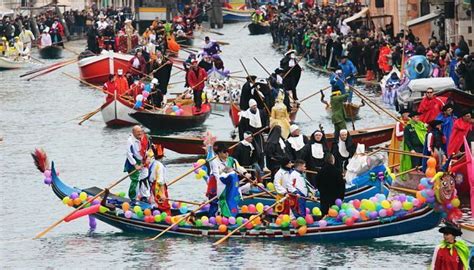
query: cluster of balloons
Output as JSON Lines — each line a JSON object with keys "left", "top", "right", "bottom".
{"left": 43, "top": 169, "right": 53, "bottom": 185}
{"left": 62, "top": 191, "right": 96, "bottom": 207}
{"left": 170, "top": 105, "right": 185, "bottom": 116}
{"left": 171, "top": 202, "right": 189, "bottom": 214}
{"left": 193, "top": 159, "right": 208, "bottom": 180}
{"left": 240, "top": 203, "right": 272, "bottom": 215}
{"left": 133, "top": 83, "right": 152, "bottom": 109}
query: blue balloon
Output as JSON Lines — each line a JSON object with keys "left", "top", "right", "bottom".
{"left": 144, "top": 84, "right": 151, "bottom": 92}
{"left": 172, "top": 105, "right": 179, "bottom": 112}
{"left": 134, "top": 101, "right": 142, "bottom": 109}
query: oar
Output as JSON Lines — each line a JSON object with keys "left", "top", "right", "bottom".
{"left": 298, "top": 86, "right": 331, "bottom": 103}
{"left": 20, "top": 58, "right": 76, "bottom": 77}
{"left": 24, "top": 58, "right": 78, "bottom": 80}
{"left": 282, "top": 52, "right": 306, "bottom": 80}
{"left": 389, "top": 186, "right": 417, "bottom": 195}
{"left": 147, "top": 195, "right": 218, "bottom": 241}
{"left": 168, "top": 198, "right": 201, "bottom": 206}
{"left": 78, "top": 106, "right": 102, "bottom": 125}
{"left": 30, "top": 55, "right": 45, "bottom": 64}
{"left": 395, "top": 166, "right": 421, "bottom": 177}
{"left": 239, "top": 59, "right": 271, "bottom": 115}
{"left": 33, "top": 170, "right": 137, "bottom": 239}
{"left": 212, "top": 196, "right": 288, "bottom": 246}
{"left": 168, "top": 80, "right": 186, "bottom": 86}
{"left": 378, "top": 147, "right": 431, "bottom": 159}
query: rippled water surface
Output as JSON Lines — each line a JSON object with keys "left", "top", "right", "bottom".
{"left": 0, "top": 22, "right": 444, "bottom": 269}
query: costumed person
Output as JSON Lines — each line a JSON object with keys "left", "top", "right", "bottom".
{"left": 270, "top": 90, "right": 291, "bottom": 138}
{"left": 345, "top": 144, "right": 369, "bottom": 183}
{"left": 330, "top": 69, "right": 347, "bottom": 95}
{"left": 431, "top": 222, "right": 469, "bottom": 270}
{"left": 417, "top": 87, "right": 447, "bottom": 123}
{"left": 103, "top": 74, "right": 117, "bottom": 103}
{"left": 338, "top": 55, "right": 357, "bottom": 102}
{"left": 448, "top": 110, "right": 473, "bottom": 155}
{"left": 388, "top": 108, "right": 411, "bottom": 169}
{"left": 301, "top": 129, "right": 329, "bottom": 186}
{"left": 39, "top": 28, "right": 52, "bottom": 48}
{"left": 377, "top": 41, "right": 392, "bottom": 74}
{"left": 436, "top": 103, "right": 456, "bottom": 146}
{"left": 115, "top": 69, "right": 129, "bottom": 96}
{"left": 186, "top": 59, "right": 207, "bottom": 111}
{"left": 330, "top": 89, "right": 349, "bottom": 135}
{"left": 280, "top": 49, "right": 302, "bottom": 100}
{"left": 265, "top": 125, "right": 289, "bottom": 176}
{"left": 422, "top": 120, "right": 447, "bottom": 172}
{"left": 231, "top": 131, "right": 263, "bottom": 180}
{"left": 238, "top": 99, "right": 268, "bottom": 168}
{"left": 273, "top": 158, "right": 292, "bottom": 214}
{"left": 19, "top": 26, "right": 35, "bottom": 52}
{"left": 198, "top": 52, "right": 213, "bottom": 72}
{"left": 129, "top": 50, "right": 147, "bottom": 77}
{"left": 129, "top": 78, "right": 144, "bottom": 99}
{"left": 50, "top": 18, "right": 64, "bottom": 47}
{"left": 96, "top": 14, "right": 108, "bottom": 31}
{"left": 207, "top": 143, "right": 250, "bottom": 217}
{"left": 0, "top": 37, "right": 9, "bottom": 56}
{"left": 400, "top": 111, "right": 427, "bottom": 172}
{"left": 202, "top": 36, "right": 221, "bottom": 56}
{"left": 239, "top": 75, "right": 257, "bottom": 110}
{"left": 151, "top": 51, "right": 172, "bottom": 96}
{"left": 286, "top": 124, "right": 308, "bottom": 161}
{"left": 331, "top": 129, "right": 356, "bottom": 172}
{"left": 124, "top": 125, "right": 149, "bottom": 201}
{"left": 124, "top": 19, "right": 135, "bottom": 53}
{"left": 86, "top": 26, "right": 100, "bottom": 54}
{"left": 149, "top": 78, "right": 165, "bottom": 107}
{"left": 315, "top": 153, "right": 345, "bottom": 215}
{"left": 149, "top": 143, "right": 171, "bottom": 215}
{"left": 287, "top": 159, "right": 313, "bottom": 218}
{"left": 12, "top": 37, "right": 26, "bottom": 58}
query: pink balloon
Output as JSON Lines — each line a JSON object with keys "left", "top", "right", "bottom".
{"left": 228, "top": 217, "right": 236, "bottom": 225}
{"left": 248, "top": 204, "right": 256, "bottom": 213}
{"left": 318, "top": 220, "right": 327, "bottom": 227}
{"left": 221, "top": 217, "right": 229, "bottom": 225}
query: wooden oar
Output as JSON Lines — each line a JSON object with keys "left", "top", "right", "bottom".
{"left": 78, "top": 107, "right": 102, "bottom": 125}
{"left": 282, "top": 52, "right": 306, "bottom": 80}
{"left": 30, "top": 55, "right": 45, "bottom": 64}
{"left": 378, "top": 147, "right": 431, "bottom": 159}
{"left": 239, "top": 59, "right": 271, "bottom": 115}
{"left": 170, "top": 69, "right": 184, "bottom": 78}
{"left": 212, "top": 196, "right": 288, "bottom": 246}
{"left": 33, "top": 170, "right": 137, "bottom": 239}
{"left": 395, "top": 166, "right": 421, "bottom": 177}
{"left": 389, "top": 186, "right": 417, "bottom": 195}
{"left": 25, "top": 58, "right": 78, "bottom": 81}
{"left": 20, "top": 58, "right": 76, "bottom": 77}
{"left": 147, "top": 195, "right": 218, "bottom": 241}
{"left": 298, "top": 86, "right": 331, "bottom": 103}
{"left": 168, "top": 198, "right": 201, "bottom": 206}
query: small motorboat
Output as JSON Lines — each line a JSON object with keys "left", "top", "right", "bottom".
{"left": 248, "top": 23, "right": 270, "bottom": 35}
{"left": 39, "top": 45, "right": 63, "bottom": 59}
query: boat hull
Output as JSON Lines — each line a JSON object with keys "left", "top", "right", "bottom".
{"left": 0, "top": 57, "right": 27, "bottom": 70}
{"left": 326, "top": 103, "right": 361, "bottom": 120}
{"left": 151, "top": 124, "right": 394, "bottom": 155}
{"left": 78, "top": 51, "right": 133, "bottom": 85}
{"left": 39, "top": 46, "right": 63, "bottom": 59}
{"left": 101, "top": 94, "right": 138, "bottom": 127}
{"left": 248, "top": 23, "right": 270, "bottom": 35}
{"left": 222, "top": 8, "right": 252, "bottom": 23}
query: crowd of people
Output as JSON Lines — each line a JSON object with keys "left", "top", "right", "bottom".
{"left": 269, "top": 1, "right": 473, "bottom": 93}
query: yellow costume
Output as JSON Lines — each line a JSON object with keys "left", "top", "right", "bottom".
{"left": 270, "top": 91, "right": 291, "bottom": 138}
{"left": 388, "top": 118, "right": 409, "bottom": 170}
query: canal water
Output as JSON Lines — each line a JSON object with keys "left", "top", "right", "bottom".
{"left": 0, "top": 22, "right": 445, "bottom": 269}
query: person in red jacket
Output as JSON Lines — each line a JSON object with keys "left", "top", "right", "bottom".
{"left": 129, "top": 50, "right": 147, "bottom": 77}
{"left": 417, "top": 87, "right": 447, "bottom": 123}
{"left": 114, "top": 69, "right": 130, "bottom": 96}
{"left": 103, "top": 74, "right": 117, "bottom": 103}
{"left": 447, "top": 110, "right": 472, "bottom": 155}
{"left": 186, "top": 60, "right": 207, "bottom": 111}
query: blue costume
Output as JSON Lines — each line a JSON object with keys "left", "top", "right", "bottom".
{"left": 449, "top": 59, "right": 460, "bottom": 87}
{"left": 218, "top": 172, "right": 241, "bottom": 217}
{"left": 330, "top": 73, "right": 346, "bottom": 93}
{"left": 435, "top": 112, "right": 456, "bottom": 146}
{"left": 338, "top": 60, "right": 357, "bottom": 102}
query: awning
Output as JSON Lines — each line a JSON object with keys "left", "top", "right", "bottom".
{"left": 407, "top": 12, "right": 441, "bottom": 27}
{"left": 343, "top": 7, "right": 369, "bottom": 24}
{"left": 0, "top": 6, "right": 14, "bottom": 18}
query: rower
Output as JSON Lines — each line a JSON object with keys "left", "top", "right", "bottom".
{"left": 115, "top": 69, "right": 130, "bottom": 96}
{"left": 314, "top": 153, "right": 345, "bottom": 215}
{"left": 400, "top": 111, "right": 427, "bottom": 172}
{"left": 151, "top": 51, "right": 172, "bottom": 96}
{"left": 330, "top": 89, "right": 350, "bottom": 135}
{"left": 280, "top": 49, "right": 302, "bottom": 100}
{"left": 338, "top": 55, "right": 357, "bottom": 103}
{"left": 287, "top": 159, "right": 314, "bottom": 218}
{"left": 239, "top": 75, "right": 257, "bottom": 111}
{"left": 388, "top": 108, "right": 410, "bottom": 169}
{"left": 286, "top": 124, "right": 308, "bottom": 160}
{"left": 186, "top": 59, "right": 207, "bottom": 111}
{"left": 202, "top": 36, "right": 221, "bottom": 56}
{"left": 435, "top": 103, "right": 456, "bottom": 146}
{"left": 273, "top": 158, "right": 293, "bottom": 214}
{"left": 103, "top": 74, "right": 117, "bottom": 103}
{"left": 422, "top": 120, "right": 446, "bottom": 172}
{"left": 148, "top": 144, "right": 171, "bottom": 215}
{"left": 331, "top": 129, "right": 356, "bottom": 172}
{"left": 302, "top": 129, "right": 329, "bottom": 186}
{"left": 39, "top": 28, "right": 52, "bottom": 48}
{"left": 417, "top": 87, "right": 447, "bottom": 123}
{"left": 239, "top": 99, "right": 268, "bottom": 169}
{"left": 19, "top": 26, "right": 35, "bottom": 53}
{"left": 231, "top": 131, "right": 264, "bottom": 181}
{"left": 124, "top": 125, "right": 148, "bottom": 202}
{"left": 447, "top": 110, "right": 472, "bottom": 156}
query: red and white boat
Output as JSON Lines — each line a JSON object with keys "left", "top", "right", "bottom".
{"left": 100, "top": 92, "right": 138, "bottom": 127}
{"left": 78, "top": 50, "right": 133, "bottom": 85}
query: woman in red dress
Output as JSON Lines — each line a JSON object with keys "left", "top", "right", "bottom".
{"left": 431, "top": 223, "right": 469, "bottom": 270}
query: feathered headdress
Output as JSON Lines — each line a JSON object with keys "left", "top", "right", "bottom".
{"left": 31, "top": 148, "right": 50, "bottom": 173}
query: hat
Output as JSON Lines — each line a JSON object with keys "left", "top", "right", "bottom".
{"left": 279, "top": 157, "right": 292, "bottom": 167}
{"left": 256, "top": 78, "right": 267, "bottom": 84}
{"left": 117, "top": 69, "right": 123, "bottom": 75}
{"left": 151, "top": 78, "right": 158, "bottom": 84}
{"left": 249, "top": 99, "right": 257, "bottom": 107}
{"left": 214, "top": 143, "right": 228, "bottom": 154}
{"left": 290, "top": 124, "right": 299, "bottom": 133}
{"left": 442, "top": 103, "right": 454, "bottom": 111}
{"left": 204, "top": 36, "right": 210, "bottom": 41}
{"left": 399, "top": 108, "right": 410, "bottom": 115}
{"left": 428, "top": 120, "right": 443, "bottom": 128}
{"left": 243, "top": 131, "right": 252, "bottom": 139}
{"left": 439, "top": 222, "right": 462, "bottom": 236}
{"left": 285, "top": 49, "right": 296, "bottom": 56}
{"left": 409, "top": 111, "right": 421, "bottom": 117}
{"left": 274, "top": 68, "right": 284, "bottom": 74}
{"left": 246, "top": 75, "right": 257, "bottom": 82}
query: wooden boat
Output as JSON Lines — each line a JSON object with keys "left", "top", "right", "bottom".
{"left": 248, "top": 23, "right": 270, "bottom": 35}
{"left": 460, "top": 223, "right": 474, "bottom": 243}
{"left": 321, "top": 90, "right": 364, "bottom": 120}
{"left": 78, "top": 50, "right": 133, "bottom": 85}
{"left": 100, "top": 93, "right": 138, "bottom": 127}
{"left": 411, "top": 88, "right": 474, "bottom": 117}
{"left": 0, "top": 56, "right": 28, "bottom": 70}
{"left": 222, "top": 8, "right": 253, "bottom": 23}
{"left": 46, "top": 162, "right": 443, "bottom": 241}
{"left": 151, "top": 124, "right": 394, "bottom": 155}
{"left": 129, "top": 103, "right": 211, "bottom": 132}
{"left": 39, "top": 45, "right": 63, "bottom": 59}
{"left": 175, "top": 35, "right": 194, "bottom": 47}
{"left": 230, "top": 102, "right": 299, "bottom": 128}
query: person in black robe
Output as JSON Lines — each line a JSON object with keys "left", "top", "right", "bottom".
{"left": 285, "top": 124, "right": 308, "bottom": 161}
{"left": 231, "top": 131, "right": 264, "bottom": 180}
{"left": 315, "top": 153, "right": 345, "bottom": 215}
{"left": 238, "top": 99, "right": 268, "bottom": 168}
{"left": 239, "top": 75, "right": 257, "bottom": 111}
{"left": 151, "top": 52, "right": 172, "bottom": 96}
{"left": 198, "top": 53, "right": 213, "bottom": 72}
{"left": 86, "top": 26, "right": 100, "bottom": 54}
{"left": 301, "top": 129, "right": 329, "bottom": 187}
{"left": 280, "top": 49, "right": 302, "bottom": 100}
{"left": 264, "top": 125, "right": 290, "bottom": 176}
{"left": 253, "top": 79, "right": 275, "bottom": 112}
{"left": 331, "top": 129, "right": 356, "bottom": 172}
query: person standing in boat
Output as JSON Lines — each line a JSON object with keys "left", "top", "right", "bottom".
{"left": 231, "top": 131, "right": 263, "bottom": 181}
{"left": 39, "top": 28, "right": 52, "bottom": 48}
{"left": 436, "top": 103, "right": 457, "bottom": 147}
{"left": 49, "top": 18, "right": 64, "bottom": 48}
{"left": 330, "top": 89, "right": 349, "bottom": 136}
{"left": 148, "top": 144, "right": 171, "bottom": 215}
{"left": 115, "top": 69, "right": 130, "bottom": 96}
{"left": 301, "top": 130, "right": 329, "bottom": 186}
{"left": 287, "top": 159, "right": 313, "bottom": 218}
{"left": 447, "top": 110, "right": 473, "bottom": 156}
{"left": 338, "top": 56, "right": 357, "bottom": 103}
{"left": 103, "top": 74, "right": 118, "bottom": 103}
{"left": 286, "top": 124, "right": 308, "bottom": 161}
{"left": 280, "top": 49, "right": 302, "bottom": 100}
{"left": 19, "top": 26, "right": 35, "bottom": 53}
{"left": 265, "top": 125, "right": 290, "bottom": 176}
{"left": 400, "top": 111, "right": 427, "bottom": 172}
{"left": 238, "top": 99, "right": 268, "bottom": 168}
{"left": 422, "top": 120, "right": 446, "bottom": 172}
{"left": 239, "top": 75, "right": 257, "bottom": 111}
{"left": 431, "top": 222, "right": 469, "bottom": 270}
{"left": 270, "top": 90, "right": 291, "bottom": 138}
{"left": 198, "top": 52, "right": 213, "bottom": 72}
{"left": 202, "top": 36, "right": 221, "bottom": 56}
{"left": 151, "top": 51, "right": 173, "bottom": 96}
{"left": 186, "top": 59, "right": 207, "bottom": 111}
{"left": 273, "top": 158, "right": 292, "bottom": 215}
{"left": 331, "top": 129, "right": 356, "bottom": 173}
{"left": 388, "top": 108, "right": 410, "bottom": 169}
{"left": 417, "top": 88, "right": 447, "bottom": 123}
{"left": 129, "top": 50, "right": 147, "bottom": 77}
{"left": 315, "top": 153, "right": 345, "bottom": 216}
{"left": 124, "top": 125, "right": 148, "bottom": 202}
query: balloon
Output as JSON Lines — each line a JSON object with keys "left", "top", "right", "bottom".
{"left": 201, "top": 216, "right": 209, "bottom": 222}
{"left": 352, "top": 199, "right": 361, "bottom": 209}
{"left": 99, "top": 206, "right": 109, "bottom": 213}
{"left": 318, "top": 220, "right": 328, "bottom": 227}
{"left": 221, "top": 217, "right": 229, "bottom": 225}
{"left": 215, "top": 216, "right": 222, "bottom": 225}
{"left": 89, "top": 215, "right": 97, "bottom": 229}
{"left": 179, "top": 206, "right": 188, "bottom": 214}
{"left": 266, "top": 182, "right": 275, "bottom": 191}
{"left": 427, "top": 157, "right": 437, "bottom": 168}
{"left": 297, "top": 217, "right": 306, "bottom": 226}
{"left": 172, "top": 202, "right": 179, "bottom": 209}
{"left": 236, "top": 216, "right": 244, "bottom": 225}
{"left": 331, "top": 205, "right": 340, "bottom": 211}
{"left": 165, "top": 216, "right": 172, "bottom": 224}
{"left": 241, "top": 205, "right": 249, "bottom": 213}
{"left": 154, "top": 214, "right": 163, "bottom": 222}
{"left": 161, "top": 212, "right": 168, "bottom": 219}
{"left": 44, "top": 177, "right": 52, "bottom": 185}
{"left": 402, "top": 201, "right": 413, "bottom": 211}
{"left": 248, "top": 204, "right": 256, "bottom": 213}
{"left": 73, "top": 198, "right": 82, "bottom": 206}
{"left": 335, "top": 199, "right": 342, "bottom": 206}
{"left": 209, "top": 217, "right": 216, "bottom": 225}
{"left": 144, "top": 209, "right": 152, "bottom": 216}
{"left": 118, "top": 192, "right": 126, "bottom": 198}
{"left": 298, "top": 225, "right": 308, "bottom": 235}
{"left": 136, "top": 94, "right": 144, "bottom": 102}
{"left": 197, "top": 159, "right": 206, "bottom": 165}
{"left": 312, "top": 207, "right": 322, "bottom": 216}
{"left": 136, "top": 210, "right": 143, "bottom": 218}
{"left": 125, "top": 210, "right": 132, "bottom": 218}
{"left": 281, "top": 221, "right": 290, "bottom": 228}
{"left": 67, "top": 199, "right": 74, "bottom": 207}
{"left": 451, "top": 198, "right": 460, "bottom": 208}
{"left": 291, "top": 220, "right": 298, "bottom": 228}
{"left": 345, "top": 218, "right": 354, "bottom": 226}
{"left": 256, "top": 203, "right": 264, "bottom": 213}
{"left": 134, "top": 100, "right": 142, "bottom": 109}
{"left": 328, "top": 209, "right": 338, "bottom": 217}
{"left": 152, "top": 210, "right": 161, "bottom": 216}
{"left": 195, "top": 219, "right": 203, "bottom": 227}
{"left": 425, "top": 167, "right": 436, "bottom": 178}
{"left": 386, "top": 208, "right": 394, "bottom": 216}
{"left": 305, "top": 214, "right": 314, "bottom": 225}
{"left": 381, "top": 200, "right": 391, "bottom": 209}
{"left": 133, "top": 206, "right": 141, "bottom": 213}
{"left": 282, "top": 214, "right": 291, "bottom": 223}
{"left": 142, "top": 91, "right": 149, "bottom": 98}
{"left": 70, "top": 192, "right": 79, "bottom": 199}
{"left": 392, "top": 201, "right": 402, "bottom": 211}
{"left": 175, "top": 110, "right": 182, "bottom": 116}
{"left": 228, "top": 216, "right": 236, "bottom": 225}
{"left": 379, "top": 209, "right": 387, "bottom": 217}
{"left": 62, "top": 197, "right": 70, "bottom": 205}
{"left": 44, "top": 170, "right": 51, "bottom": 178}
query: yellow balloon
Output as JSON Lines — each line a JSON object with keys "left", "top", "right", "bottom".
{"left": 79, "top": 192, "right": 87, "bottom": 201}
{"left": 197, "top": 159, "right": 206, "bottom": 165}
{"left": 451, "top": 198, "right": 461, "bottom": 208}
{"left": 256, "top": 203, "right": 264, "bottom": 213}
{"left": 266, "top": 182, "right": 275, "bottom": 191}
{"left": 282, "top": 214, "right": 290, "bottom": 223}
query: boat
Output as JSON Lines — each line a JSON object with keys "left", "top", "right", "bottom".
{"left": 411, "top": 88, "right": 474, "bottom": 117}
{"left": 129, "top": 103, "right": 212, "bottom": 132}
{"left": 320, "top": 89, "right": 364, "bottom": 120}
{"left": 100, "top": 93, "right": 139, "bottom": 127}
{"left": 78, "top": 50, "right": 133, "bottom": 85}
{"left": 39, "top": 45, "right": 63, "bottom": 59}
{"left": 0, "top": 56, "right": 28, "bottom": 70}
{"left": 42, "top": 161, "right": 444, "bottom": 241}
{"left": 460, "top": 223, "right": 474, "bottom": 243}
{"left": 151, "top": 124, "right": 394, "bottom": 155}
{"left": 229, "top": 102, "right": 299, "bottom": 128}
{"left": 248, "top": 23, "right": 270, "bottom": 35}
{"left": 222, "top": 8, "right": 253, "bottom": 23}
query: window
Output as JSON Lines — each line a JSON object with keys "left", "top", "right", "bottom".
{"left": 21, "top": 0, "right": 28, "bottom": 7}
{"left": 420, "top": 0, "right": 430, "bottom": 16}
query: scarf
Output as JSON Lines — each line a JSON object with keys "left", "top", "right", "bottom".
{"left": 438, "top": 240, "right": 470, "bottom": 270}
{"left": 409, "top": 119, "right": 427, "bottom": 144}
{"left": 288, "top": 135, "right": 305, "bottom": 152}
{"left": 338, "top": 139, "right": 349, "bottom": 158}
{"left": 279, "top": 138, "right": 286, "bottom": 150}
{"left": 311, "top": 142, "right": 324, "bottom": 159}
{"left": 241, "top": 109, "right": 262, "bottom": 128}
{"left": 240, "top": 140, "right": 255, "bottom": 152}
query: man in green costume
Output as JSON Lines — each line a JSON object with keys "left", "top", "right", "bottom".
{"left": 330, "top": 90, "right": 349, "bottom": 135}
{"left": 400, "top": 111, "right": 427, "bottom": 173}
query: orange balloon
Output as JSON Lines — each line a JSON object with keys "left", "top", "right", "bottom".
{"left": 144, "top": 209, "right": 152, "bottom": 216}
{"left": 218, "top": 224, "right": 227, "bottom": 232}
{"left": 73, "top": 198, "right": 82, "bottom": 206}
{"left": 67, "top": 199, "right": 74, "bottom": 207}
{"left": 328, "top": 208, "right": 338, "bottom": 217}
{"left": 241, "top": 205, "right": 249, "bottom": 213}
{"left": 275, "top": 218, "right": 282, "bottom": 226}
{"left": 427, "top": 157, "right": 437, "bottom": 168}
{"left": 215, "top": 215, "right": 222, "bottom": 225}
{"left": 122, "top": 202, "right": 130, "bottom": 212}
{"left": 298, "top": 225, "right": 308, "bottom": 236}
{"left": 426, "top": 167, "right": 436, "bottom": 178}
{"left": 252, "top": 216, "right": 261, "bottom": 226}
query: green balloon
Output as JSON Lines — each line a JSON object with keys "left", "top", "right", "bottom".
{"left": 154, "top": 215, "right": 162, "bottom": 223}
{"left": 296, "top": 217, "right": 306, "bottom": 226}
{"left": 281, "top": 221, "right": 290, "bottom": 228}
{"left": 118, "top": 192, "right": 126, "bottom": 198}
{"left": 195, "top": 220, "right": 203, "bottom": 227}
{"left": 161, "top": 212, "right": 168, "bottom": 218}
{"left": 136, "top": 210, "right": 144, "bottom": 218}
{"left": 236, "top": 217, "right": 244, "bottom": 225}
{"left": 341, "top": 203, "right": 349, "bottom": 210}
{"left": 331, "top": 205, "right": 339, "bottom": 211}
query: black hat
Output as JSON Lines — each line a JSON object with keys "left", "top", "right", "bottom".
{"left": 429, "top": 120, "right": 443, "bottom": 128}
{"left": 204, "top": 36, "right": 210, "bottom": 41}
{"left": 246, "top": 75, "right": 257, "bottom": 82}
{"left": 279, "top": 157, "right": 292, "bottom": 167}
{"left": 274, "top": 68, "right": 284, "bottom": 74}
{"left": 460, "top": 109, "right": 472, "bottom": 117}
{"left": 441, "top": 103, "right": 454, "bottom": 112}
{"left": 409, "top": 111, "right": 421, "bottom": 117}
{"left": 214, "top": 143, "right": 228, "bottom": 154}
{"left": 439, "top": 222, "right": 462, "bottom": 236}
{"left": 399, "top": 108, "right": 410, "bottom": 115}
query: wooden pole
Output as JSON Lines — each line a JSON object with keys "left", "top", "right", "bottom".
{"left": 298, "top": 86, "right": 331, "bottom": 103}
{"left": 389, "top": 186, "right": 417, "bottom": 195}
{"left": 394, "top": 166, "right": 421, "bottom": 177}
{"left": 239, "top": 59, "right": 271, "bottom": 115}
